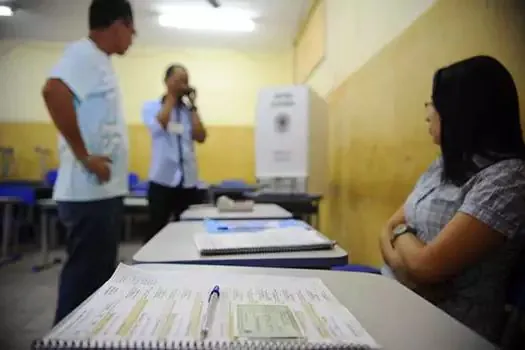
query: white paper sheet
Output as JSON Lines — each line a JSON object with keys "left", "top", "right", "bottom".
{"left": 45, "top": 264, "right": 380, "bottom": 349}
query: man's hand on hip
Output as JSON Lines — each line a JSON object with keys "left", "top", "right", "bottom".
{"left": 82, "top": 155, "right": 112, "bottom": 183}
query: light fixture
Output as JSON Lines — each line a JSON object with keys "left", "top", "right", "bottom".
{"left": 158, "top": 6, "right": 256, "bottom": 32}
{"left": 0, "top": 5, "right": 13, "bottom": 16}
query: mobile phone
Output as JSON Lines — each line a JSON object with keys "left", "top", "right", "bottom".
{"left": 185, "top": 86, "right": 195, "bottom": 96}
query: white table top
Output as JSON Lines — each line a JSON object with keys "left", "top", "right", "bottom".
{"left": 37, "top": 197, "right": 147, "bottom": 208}
{"left": 132, "top": 221, "right": 348, "bottom": 268}
{"left": 135, "top": 264, "right": 496, "bottom": 350}
{"left": 180, "top": 203, "right": 292, "bottom": 220}
{"left": 0, "top": 196, "right": 22, "bottom": 204}
{"left": 123, "top": 197, "right": 147, "bottom": 207}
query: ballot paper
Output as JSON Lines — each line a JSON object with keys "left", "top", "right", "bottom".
{"left": 40, "top": 264, "right": 380, "bottom": 349}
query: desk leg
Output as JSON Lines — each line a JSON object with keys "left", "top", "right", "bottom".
{"left": 50, "top": 216, "right": 57, "bottom": 249}
{"left": 40, "top": 211, "right": 49, "bottom": 266}
{"left": 32, "top": 211, "right": 61, "bottom": 272}
{"left": 125, "top": 215, "right": 132, "bottom": 241}
{"left": 0, "top": 204, "right": 20, "bottom": 268}
{"left": 315, "top": 212, "right": 320, "bottom": 230}
{"left": 1, "top": 204, "right": 10, "bottom": 259}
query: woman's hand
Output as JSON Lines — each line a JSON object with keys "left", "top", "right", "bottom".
{"left": 380, "top": 226, "right": 402, "bottom": 268}
{"left": 382, "top": 231, "right": 418, "bottom": 288}
{"left": 380, "top": 204, "right": 406, "bottom": 265}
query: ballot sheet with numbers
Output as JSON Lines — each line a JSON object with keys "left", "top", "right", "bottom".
{"left": 35, "top": 264, "right": 380, "bottom": 350}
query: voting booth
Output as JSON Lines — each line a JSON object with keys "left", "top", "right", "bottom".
{"left": 255, "top": 85, "right": 328, "bottom": 195}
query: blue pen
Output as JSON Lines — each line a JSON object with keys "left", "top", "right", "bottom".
{"left": 201, "top": 285, "right": 220, "bottom": 339}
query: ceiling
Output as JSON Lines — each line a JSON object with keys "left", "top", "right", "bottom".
{"left": 0, "top": 0, "right": 312, "bottom": 50}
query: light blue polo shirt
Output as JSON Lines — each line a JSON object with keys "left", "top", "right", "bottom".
{"left": 50, "top": 38, "right": 129, "bottom": 201}
{"left": 142, "top": 101, "right": 198, "bottom": 188}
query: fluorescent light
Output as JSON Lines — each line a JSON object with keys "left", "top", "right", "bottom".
{"left": 158, "top": 7, "right": 256, "bottom": 32}
{"left": 0, "top": 5, "right": 13, "bottom": 17}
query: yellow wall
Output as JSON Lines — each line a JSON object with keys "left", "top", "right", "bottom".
{"left": 294, "top": 0, "right": 326, "bottom": 83}
{"left": 0, "top": 41, "right": 293, "bottom": 180}
{"left": 299, "top": 0, "right": 525, "bottom": 266}
{"left": 306, "top": 0, "right": 436, "bottom": 97}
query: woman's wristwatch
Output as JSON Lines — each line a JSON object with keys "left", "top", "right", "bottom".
{"left": 390, "top": 224, "right": 415, "bottom": 246}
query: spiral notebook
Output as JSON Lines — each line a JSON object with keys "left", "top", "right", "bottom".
{"left": 32, "top": 264, "right": 380, "bottom": 349}
{"left": 194, "top": 227, "right": 335, "bottom": 256}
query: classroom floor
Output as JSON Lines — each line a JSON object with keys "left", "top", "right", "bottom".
{"left": 0, "top": 243, "right": 142, "bottom": 350}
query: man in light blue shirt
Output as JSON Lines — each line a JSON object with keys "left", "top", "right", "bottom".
{"left": 41, "top": 0, "right": 135, "bottom": 325}
{"left": 142, "top": 64, "right": 207, "bottom": 243}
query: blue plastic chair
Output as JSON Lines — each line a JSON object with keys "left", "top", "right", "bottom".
{"left": 219, "top": 179, "right": 251, "bottom": 189}
{"left": 331, "top": 264, "right": 382, "bottom": 274}
{"left": 44, "top": 169, "right": 58, "bottom": 187}
{"left": 128, "top": 172, "right": 140, "bottom": 190}
{"left": 0, "top": 184, "right": 36, "bottom": 205}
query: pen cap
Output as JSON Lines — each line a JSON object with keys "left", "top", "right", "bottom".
{"left": 209, "top": 285, "right": 220, "bottom": 301}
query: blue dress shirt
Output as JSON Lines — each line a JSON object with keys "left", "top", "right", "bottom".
{"left": 142, "top": 100, "right": 198, "bottom": 188}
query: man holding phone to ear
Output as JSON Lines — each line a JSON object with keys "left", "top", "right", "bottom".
{"left": 142, "top": 64, "right": 207, "bottom": 243}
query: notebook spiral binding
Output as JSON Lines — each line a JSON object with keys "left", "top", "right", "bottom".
{"left": 200, "top": 243, "right": 334, "bottom": 256}
{"left": 31, "top": 339, "right": 370, "bottom": 349}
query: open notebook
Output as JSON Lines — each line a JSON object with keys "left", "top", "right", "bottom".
{"left": 32, "top": 264, "right": 380, "bottom": 349}
{"left": 194, "top": 227, "right": 335, "bottom": 256}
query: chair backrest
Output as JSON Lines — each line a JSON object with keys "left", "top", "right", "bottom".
{"left": 0, "top": 147, "right": 15, "bottom": 178}
{"left": 128, "top": 173, "right": 140, "bottom": 190}
{"left": 219, "top": 179, "right": 250, "bottom": 189}
{"left": 45, "top": 169, "right": 58, "bottom": 187}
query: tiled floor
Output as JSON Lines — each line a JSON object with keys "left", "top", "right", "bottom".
{"left": 0, "top": 243, "right": 141, "bottom": 350}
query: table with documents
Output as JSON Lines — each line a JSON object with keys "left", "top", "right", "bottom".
{"left": 33, "top": 264, "right": 380, "bottom": 350}
{"left": 32, "top": 263, "right": 496, "bottom": 350}
{"left": 132, "top": 221, "right": 348, "bottom": 268}
{"left": 139, "top": 264, "right": 496, "bottom": 350}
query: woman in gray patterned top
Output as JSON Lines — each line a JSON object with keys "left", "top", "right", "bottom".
{"left": 379, "top": 55, "right": 525, "bottom": 343}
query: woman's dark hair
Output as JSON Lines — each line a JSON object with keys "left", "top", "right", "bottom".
{"left": 161, "top": 64, "right": 187, "bottom": 103}
{"left": 432, "top": 55, "right": 525, "bottom": 185}
{"left": 89, "top": 0, "right": 133, "bottom": 30}
{"left": 164, "top": 64, "right": 187, "bottom": 82}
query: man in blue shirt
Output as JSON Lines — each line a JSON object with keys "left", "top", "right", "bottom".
{"left": 42, "top": 0, "right": 135, "bottom": 325}
{"left": 142, "top": 65, "right": 207, "bottom": 243}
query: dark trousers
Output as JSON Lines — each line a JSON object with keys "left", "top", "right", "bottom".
{"left": 53, "top": 197, "right": 124, "bottom": 326}
{"left": 145, "top": 181, "right": 201, "bottom": 243}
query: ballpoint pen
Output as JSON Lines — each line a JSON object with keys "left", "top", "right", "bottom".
{"left": 201, "top": 285, "right": 220, "bottom": 339}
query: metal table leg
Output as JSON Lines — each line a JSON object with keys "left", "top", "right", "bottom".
{"left": 125, "top": 214, "right": 132, "bottom": 241}
{"left": 1, "top": 203, "right": 10, "bottom": 259}
{"left": 0, "top": 203, "right": 21, "bottom": 268}
{"left": 40, "top": 209, "right": 48, "bottom": 266}
{"left": 50, "top": 216, "right": 58, "bottom": 249}
{"left": 32, "top": 209, "right": 61, "bottom": 272}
